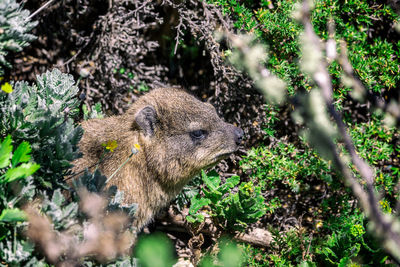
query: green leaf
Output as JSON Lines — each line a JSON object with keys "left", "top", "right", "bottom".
{"left": 0, "top": 135, "right": 12, "bottom": 168}
{"left": 202, "top": 187, "right": 223, "bottom": 202}
{"left": 3, "top": 163, "right": 40, "bottom": 183}
{"left": 338, "top": 257, "right": 350, "bottom": 267}
{"left": 0, "top": 208, "right": 27, "bottom": 222}
{"left": 322, "top": 247, "right": 337, "bottom": 259}
{"left": 189, "top": 195, "right": 211, "bottom": 215}
{"left": 219, "top": 175, "right": 240, "bottom": 194}
{"left": 202, "top": 170, "right": 221, "bottom": 191}
{"left": 186, "top": 214, "right": 205, "bottom": 223}
{"left": 225, "top": 175, "right": 240, "bottom": 186}
{"left": 11, "top": 141, "right": 31, "bottom": 167}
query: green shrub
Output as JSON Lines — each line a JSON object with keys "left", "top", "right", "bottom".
{"left": 206, "top": 0, "right": 400, "bottom": 265}
{"left": 240, "top": 140, "right": 333, "bottom": 192}
{"left": 0, "top": 69, "right": 139, "bottom": 265}
{"left": 187, "top": 127, "right": 395, "bottom": 265}
{"left": 0, "top": 69, "right": 83, "bottom": 190}
{"left": 269, "top": 227, "right": 314, "bottom": 266}
{"left": 210, "top": 0, "right": 400, "bottom": 104}
{"left": 315, "top": 137, "right": 397, "bottom": 266}
{"left": 0, "top": 0, "right": 37, "bottom": 76}
{"left": 0, "top": 135, "right": 39, "bottom": 263}
{"left": 187, "top": 170, "right": 266, "bottom": 231}
{"left": 0, "top": 69, "right": 83, "bottom": 264}
{"left": 348, "top": 119, "right": 398, "bottom": 199}
{"left": 237, "top": 118, "right": 398, "bottom": 265}
{"left": 315, "top": 208, "right": 388, "bottom": 266}
{"left": 349, "top": 120, "right": 395, "bottom": 166}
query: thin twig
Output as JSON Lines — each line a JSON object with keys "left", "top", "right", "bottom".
{"left": 339, "top": 42, "right": 400, "bottom": 126}
{"left": 26, "top": 0, "right": 56, "bottom": 21}
{"left": 64, "top": 153, "right": 112, "bottom": 181}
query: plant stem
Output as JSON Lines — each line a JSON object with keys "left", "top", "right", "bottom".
{"left": 105, "top": 152, "right": 134, "bottom": 184}
{"left": 92, "top": 149, "right": 107, "bottom": 179}
{"left": 27, "top": 0, "right": 56, "bottom": 21}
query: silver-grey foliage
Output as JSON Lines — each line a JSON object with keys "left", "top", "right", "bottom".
{"left": 0, "top": 69, "right": 82, "bottom": 189}
{"left": 0, "top": 0, "right": 37, "bottom": 76}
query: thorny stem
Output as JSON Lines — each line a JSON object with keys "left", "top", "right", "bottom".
{"left": 224, "top": 31, "right": 272, "bottom": 79}
{"left": 299, "top": 0, "right": 400, "bottom": 263}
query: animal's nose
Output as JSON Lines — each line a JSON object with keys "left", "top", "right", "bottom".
{"left": 234, "top": 127, "right": 244, "bottom": 146}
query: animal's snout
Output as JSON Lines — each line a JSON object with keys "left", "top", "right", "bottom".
{"left": 234, "top": 127, "right": 244, "bottom": 146}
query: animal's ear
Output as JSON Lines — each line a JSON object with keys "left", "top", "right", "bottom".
{"left": 134, "top": 106, "right": 157, "bottom": 136}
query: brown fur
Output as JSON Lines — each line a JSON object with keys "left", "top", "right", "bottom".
{"left": 72, "top": 88, "right": 242, "bottom": 230}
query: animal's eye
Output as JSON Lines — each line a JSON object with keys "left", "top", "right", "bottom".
{"left": 190, "top": 129, "right": 208, "bottom": 140}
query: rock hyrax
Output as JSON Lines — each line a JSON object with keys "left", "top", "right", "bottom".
{"left": 73, "top": 88, "right": 243, "bottom": 230}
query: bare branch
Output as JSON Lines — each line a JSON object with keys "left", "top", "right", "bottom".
{"left": 297, "top": 0, "right": 400, "bottom": 262}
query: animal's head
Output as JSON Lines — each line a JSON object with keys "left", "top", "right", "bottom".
{"left": 127, "top": 88, "right": 243, "bottom": 187}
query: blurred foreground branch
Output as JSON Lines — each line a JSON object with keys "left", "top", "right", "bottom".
{"left": 338, "top": 42, "right": 400, "bottom": 126}
{"left": 224, "top": 0, "right": 400, "bottom": 263}
{"left": 295, "top": 0, "right": 400, "bottom": 263}
{"left": 25, "top": 189, "right": 134, "bottom": 266}
{"left": 222, "top": 31, "right": 286, "bottom": 105}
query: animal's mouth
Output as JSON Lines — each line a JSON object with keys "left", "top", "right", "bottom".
{"left": 205, "top": 147, "right": 239, "bottom": 168}
{"left": 214, "top": 151, "right": 235, "bottom": 161}
{"left": 201, "top": 151, "right": 236, "bottom": 170}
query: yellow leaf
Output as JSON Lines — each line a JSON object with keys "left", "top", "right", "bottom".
{"left": 1, "top": 82, "right": 13, "bottom": 93}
